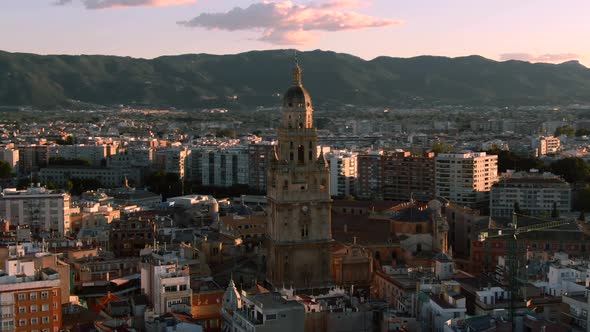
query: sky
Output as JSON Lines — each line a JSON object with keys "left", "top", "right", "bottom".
{"left": 1, "top": 0, "right": 589, "bottom": 66}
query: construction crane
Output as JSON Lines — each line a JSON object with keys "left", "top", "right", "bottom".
{"left": 478, "top": 212, "right": 572, "bottom": 328}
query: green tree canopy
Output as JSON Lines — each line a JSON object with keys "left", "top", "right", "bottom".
{"left": 0, "top": 160, "right": 12, "bottom": 178}
{"left": 554, "top": 126, "right": 575, "bottom": 137}
{"left": 550, "top": 157, "right": 590, "bottom": 183}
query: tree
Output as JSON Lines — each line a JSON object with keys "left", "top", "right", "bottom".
{"left": 0, "top": 160, "right": 12, "bottom": 178}
{"left": 486, "top": 149, "right": 545, "bottom": 173}
{"left": 513, "top": 201, "right": 521, "bottom": 214}
{"left": 550, "top": 157, "right": 590, "bottom": 183}
{"left": 431, "top": 142, "right": 454, "bottom": 154}
{"left": 554, "top": 126, "right": 575, "bottom": 137}
{"left": 551, "top": 202, "right": 559, "bottom": 219}
{"left": 576, "top": 128, "right": 590, "bottom": 137}
{"left": 215, "top": 129, "right": 236, "bottom": 139}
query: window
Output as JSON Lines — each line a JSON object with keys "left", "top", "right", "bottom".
{"left": 42, "top": 317, "right": 49, "bottom": 324}
{"left": 42, "top": 304, "right": 49, "bottom": 312}
{"left": 266, "top": 314, "right": 277, "bottom": 320}
{"left": 31, "top": 318, "right": 38, "bottom": 325}
{"left": 30, "top": 305, "right": 37, "bottom": 313}
{"left": 18, "top": 294, "right": 25, "bottom": 301}
{"left": 41, "top": 292, "right": 48, "bottom": 299}
{"left": 52, "top": 290, "right": 57, "bottom": 297}
{"left": 18, "top": 307, "right": 26, "bottom": 314}
{"left": 30, "top": 293, "right": 37, "bottom": 300}
{"left": 53, "top": 303, "right": 58, "bottom": 309}
{"left": 19, "top": 320, "right": 26, "bottom": 327}
{"left": 179, "top": 285, "right": 187, "bottom": 291}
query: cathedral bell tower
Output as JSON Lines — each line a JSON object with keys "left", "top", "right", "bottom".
{"left": 266, "top": 59, "right": 333, "bottom": 290}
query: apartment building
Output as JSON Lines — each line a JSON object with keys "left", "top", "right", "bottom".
{"left": 0, "top": 185, "right": 71, "bottom": 236}
{"left": 490, "top": 171, "right": 571, "bottom": 218}
{"left": 248, "top": 141, "right": 276, "bottom": 193}
{"left": 435, "top": 152, "right": 498, "bottom": 210}
{"left": 140, "top": 249, "right": 192, "bottom": 315}
{"left": 49, "top": 144, "right": 117, "bottom": 166}
{"left": 382, "top": 151, "right": 435, "bottom": 202}
{"left": 357, "top": 151, "right": 384, "bottom": 199}
{"left": 0, "top": 260, "right": 62, "bottom": 332}
{"left": 532, "top": 136, "right": 561, "bottom": 156}
{"left": 200, "top": 147, "right": 249, "bottom": 187}
{"left": 326, "top": 149, "right": 357, "bottom": 197}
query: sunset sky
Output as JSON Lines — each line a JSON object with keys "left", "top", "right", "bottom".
{"left": 1, "top": 0, "right": 588, "bottom": 66}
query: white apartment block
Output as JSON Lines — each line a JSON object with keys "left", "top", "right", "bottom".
{"left": 532, "top": 136, "right": 560, "bottom": 156}
{"left": 200, "top": 147, "right": 249, "bottom": 187}
{"left": 435, "top": 152, "right": 498, "bottom": 209}
{"left": 0, "top": 185, "right": 71, "bottom": 236}
{"left": 140, "top": 250, "right": 192, "bottom": 315}
{"left": 326, "top": 150, "right": 358, "bottom": 197}
{"left": 0, "top": 148, "right": 19, "bottom": 169}
{"left": 490, "top": 171, "right": 571, "bottom": 218}
{"left": 49, "top": 144, "right": 117, "bottom": 166}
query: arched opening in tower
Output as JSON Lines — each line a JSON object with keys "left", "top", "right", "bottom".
{"left": 298, "top": 145, "right": 304, "bottom": 164}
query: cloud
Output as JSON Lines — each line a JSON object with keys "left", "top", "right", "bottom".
{"left": 178, "top": 0, "right": 402, "bottom": 45}
{"left": 499, "top": 53, "right": 580, "bottom": 64}
{"left": 54, "top": 0, "right": 196, "bottom": 9}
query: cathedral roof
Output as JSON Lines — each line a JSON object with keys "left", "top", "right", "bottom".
{"left": 282, "top": 63, "right": 312, "bottom": 108}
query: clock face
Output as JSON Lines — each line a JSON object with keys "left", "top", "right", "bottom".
{"left": 301, "top": 205, "right": 309, "bottom": 214}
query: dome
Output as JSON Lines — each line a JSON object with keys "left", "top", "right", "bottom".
{"left": 433, "top": 252, "right": 453, "bottom": 262}
{"left": 282, "top": 85, "right": 312, "bottom": 108}
{"left": 282, "top": 62, "right": 312, "bottom": 108}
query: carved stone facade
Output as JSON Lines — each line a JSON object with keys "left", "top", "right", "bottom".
{"left": 266, "top": 63, "right": 333, "bottom": 290}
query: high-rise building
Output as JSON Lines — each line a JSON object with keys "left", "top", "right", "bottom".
{"left": 356, "top": 151, "right": 384, "bottom": 200}
{"left": 435, "top": 152, "right": 498, "bottom": 209}
{"left": 248, "top": 141, "right": 276, "bottom": 193}
{"left": 18, "top": 145, "right": 49, "bottom": 174}
{"left": 0, "top": 185, "right": 71, "bottom": 236}
{"left": 357, "top": 150, "right": 435, "bottom": 202}
{"left": 266, "top": 62, "right": 333, "bottom": 290}
{"left": 154, "top": 147, "right": 190, "bottom": 180}
{"left": 326, "top": 150, "right": 357, "bottom": 197}
{"left": 490, "top": 171, "right": 571, "bottom": 218}
{"left": 382, "top": 151, "right": 435, "bottom": 202}
{"left": 201, "top": 147, "right": 249, "bottom": 188}
{"left": 0, "top": 148, "right": 19, "bottom": 171}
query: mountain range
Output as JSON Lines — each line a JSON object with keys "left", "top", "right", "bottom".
{"left": 1, "top": 49, "right": 590, "bottom": 109}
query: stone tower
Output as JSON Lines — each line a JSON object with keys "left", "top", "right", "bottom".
{"left": 266, "top": 60, "right": 333, "bottom": 290}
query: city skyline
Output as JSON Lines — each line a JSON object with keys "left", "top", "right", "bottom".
{"left": 1, "top": 0, "right": 589, "bottom": 66}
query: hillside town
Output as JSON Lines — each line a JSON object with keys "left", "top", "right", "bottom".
{"left": 2, "top": 64, "right": 590, "bottom": 332}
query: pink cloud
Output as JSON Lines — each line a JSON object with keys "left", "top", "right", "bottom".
{"left": 55, "top": 0, "right": 196, "bottom": 9}
{"left": 178, "top": 0, "right": 402, "bottom": 45}
{"left": 499, "top": 53, "right": 580, "bottom": 64}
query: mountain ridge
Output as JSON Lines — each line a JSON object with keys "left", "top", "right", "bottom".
{"left": 1, "top": 49, "right": 589, "bottom": 109}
